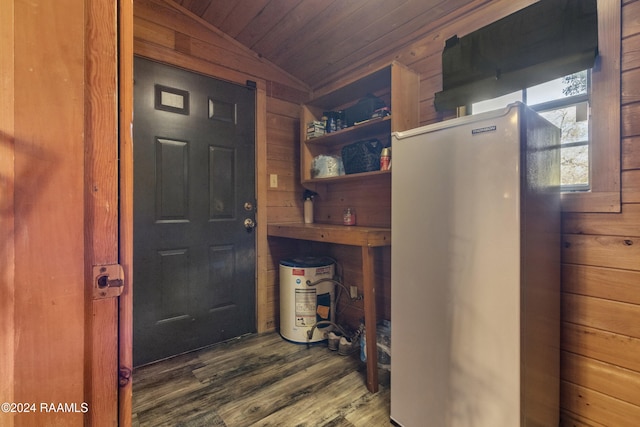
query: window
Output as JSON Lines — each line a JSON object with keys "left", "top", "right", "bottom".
{"left": 469, "top": 0, "right": 620, "bottom": 213}
{"left": 472, "top": 70, "right": 591, "bottom": 192}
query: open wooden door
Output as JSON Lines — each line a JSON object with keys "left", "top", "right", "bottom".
{"left": 1, "top": 1, "right": 128, "bottom": 425}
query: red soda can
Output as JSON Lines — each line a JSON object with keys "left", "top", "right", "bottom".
{"left": 380, "top": 147, "right": 391, "bottom": 171}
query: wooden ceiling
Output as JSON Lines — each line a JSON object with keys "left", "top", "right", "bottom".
{"left": 166, "top": 0, "right": 478, "bottom": 90}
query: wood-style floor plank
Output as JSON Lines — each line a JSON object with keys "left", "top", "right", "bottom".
{"left": 132, "top": 332, "right": 391, "bottom": 426}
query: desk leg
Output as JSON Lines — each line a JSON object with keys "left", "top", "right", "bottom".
{"left": 362, "top": 245, "right": 378, "bottom": 393}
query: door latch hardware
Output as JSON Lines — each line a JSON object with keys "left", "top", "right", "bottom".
{"left": 244, "top": 218, "right": 256, "bottom": 230}
{"left": 93, "top": 264, "right": 125, "bottom": 299}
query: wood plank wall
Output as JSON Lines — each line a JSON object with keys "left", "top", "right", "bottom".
{"left": 556, "top": 1, "right": 640, "bottom": 424}
{"left": 263, "top": 96, "right": 305, "bottom": 330}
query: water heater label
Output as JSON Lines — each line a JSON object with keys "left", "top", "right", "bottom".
{"left": 471, "top": 125, "right": 497, "bottom": 135}
{"left": 291, "top": 268, "right": 305, "bottom": 276}
{"left": 315, "top": 266, "right": 332, "bottom": 276}
{"left": 295, "top": 289, "right": 316, "bottom": 327}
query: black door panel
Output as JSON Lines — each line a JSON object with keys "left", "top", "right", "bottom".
{"left": 133, "top": 57, "right": 256, "bottom": 366}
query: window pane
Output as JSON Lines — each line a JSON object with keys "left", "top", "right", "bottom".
{"left": 527, "top": 71, "right": 588, "bottom": 104}
{"left": 537, "top": 104, "right": 589, "bottom": 145}
{"left": 560, "top": 145, "right": 589, "bottom": 186}
{"left": 472, "top": 91, "right": 522, "bottom": 114}
{"left": 538, "top": 104, "right": 590, "bottom": 188}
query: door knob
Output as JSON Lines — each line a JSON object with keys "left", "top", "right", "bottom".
{"left": 244, "top": 218, "right": 256, "bottom": 230}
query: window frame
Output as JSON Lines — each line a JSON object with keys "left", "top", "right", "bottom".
{"left": 561, "top": 0, "right": 620, "bottom": 213}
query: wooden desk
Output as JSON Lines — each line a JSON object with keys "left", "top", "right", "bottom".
{"left": 267, "top": 222, "right": 391, "bottom": 393}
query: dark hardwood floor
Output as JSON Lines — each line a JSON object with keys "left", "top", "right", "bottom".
{"left": 132, "top": 332, "right": 391, "bottom": 426}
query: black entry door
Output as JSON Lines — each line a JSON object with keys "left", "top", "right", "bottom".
{"left": 133, "top": 57, "right": 256, "bottom": 366}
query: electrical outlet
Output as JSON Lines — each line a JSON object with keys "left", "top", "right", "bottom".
{"left": 350, "top": 286, "right": 358, "bottom": 299}
{"left": 269, "top": 174, "right": 278, "bottom": 188}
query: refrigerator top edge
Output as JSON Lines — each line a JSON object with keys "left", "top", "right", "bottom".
{"left": 393, "top": 101, "right": 527, "bottom": 141}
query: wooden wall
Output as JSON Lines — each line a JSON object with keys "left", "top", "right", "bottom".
{"left": 557, "top": 0, "right": 640, "bottom": 424}
{"left": 263, "top": 96, "right": 305, "bottom": 330}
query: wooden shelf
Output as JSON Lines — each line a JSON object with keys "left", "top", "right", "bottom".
{"left": 302, "top": 169, "right": 390, "bottom": 185}
{"left": 304, "top": 116, "right": 391, "bottom": 147}
{"left": 267, "top": 223, "right": 391, "bottom": 247}
{"left": 300, "top": 61, "right": 419, "bottom": 183}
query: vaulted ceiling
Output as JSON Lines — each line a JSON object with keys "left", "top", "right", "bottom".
{"left": 166, "top": 0, "right": 478, "bottom": 89}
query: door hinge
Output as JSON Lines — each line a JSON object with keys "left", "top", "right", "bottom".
{"left": 119, "top": 367, "right": 132, "bottom": 387}
{"left": 93, "top": 264, "right": 125, "bottom": 299}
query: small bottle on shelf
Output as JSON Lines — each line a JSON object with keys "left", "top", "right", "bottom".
{"left": 326, "top": 115, "right": 336, "bottom": 133}
{"left": 303, "top": 189, "right": 317, "bottom": 224}
{"left": 304, "top": 197, "right": 314, "bottom": 224}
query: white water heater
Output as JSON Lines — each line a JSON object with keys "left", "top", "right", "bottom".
{"left": 279, "top": 257, "right": 335, "bottom": 343}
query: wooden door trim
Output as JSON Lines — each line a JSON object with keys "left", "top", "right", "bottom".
{"left": 119, "top": 0, "right": 135, "bottom": 425}
{"left": 255, "top": 85, "right": 268, "bottom": 333}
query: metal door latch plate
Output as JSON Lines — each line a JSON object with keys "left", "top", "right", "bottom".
{"left": 93, "top": 264, "right": 125, "bottom": 299}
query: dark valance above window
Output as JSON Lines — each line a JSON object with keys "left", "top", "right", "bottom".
{"left": 434, "top": 0, "right": 598, "bottom": 112}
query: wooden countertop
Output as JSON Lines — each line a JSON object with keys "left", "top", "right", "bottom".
{"left": 267, "top": 223, "right": 391, "bottom": 247}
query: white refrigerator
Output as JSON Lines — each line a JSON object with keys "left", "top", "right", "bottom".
{"left": 390, "top": 102, "right": 561, "bottom": 426}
